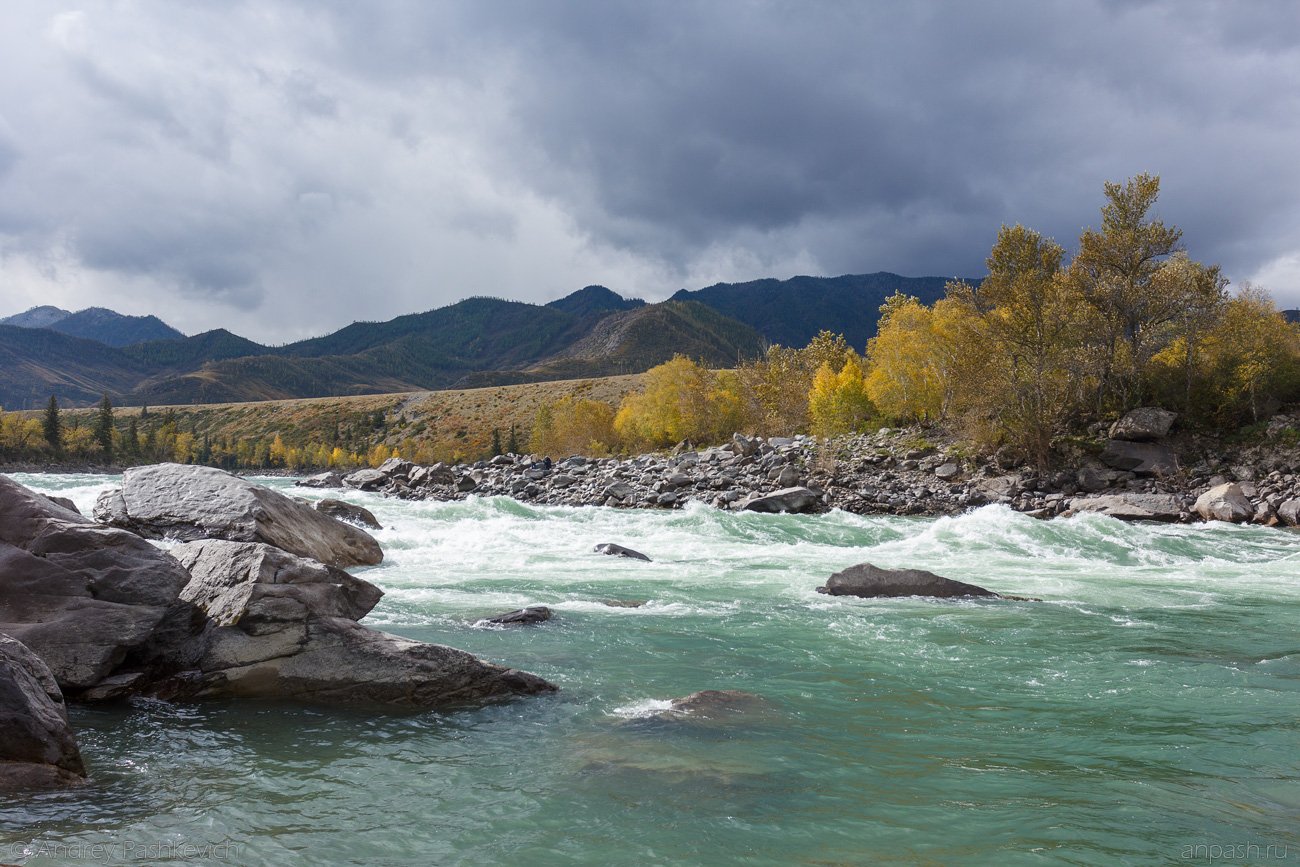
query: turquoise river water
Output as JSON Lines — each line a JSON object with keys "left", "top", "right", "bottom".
{"left": 2, "top": 473, "right": 1299, "bottom": 865}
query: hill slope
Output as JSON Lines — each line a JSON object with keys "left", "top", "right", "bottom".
{"left": 672, "top": 272, "right": 965, "bottom": 350}
{"left": 0, "top": 306, "right": 72, "bottom": 329}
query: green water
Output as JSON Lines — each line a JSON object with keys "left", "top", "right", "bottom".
{"left": 3, "top": 474, "right": 1298, "bottom": 865}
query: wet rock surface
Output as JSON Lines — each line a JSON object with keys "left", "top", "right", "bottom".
{"left": 817, "top": 563, "right": 1003, "bottom": 599}
{"left": 594, "top": 543, "right": 651, "bottom": 561}
{"left": 94, "top": 463, "right": 383, "bottom": 568}
{"left": 0, "top": 633, "right": 86, "bottom": 790}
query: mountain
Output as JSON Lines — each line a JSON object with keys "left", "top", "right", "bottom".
{"left": 0, "top": 305, "right": 185, "bottom": 347}
{"left": 544, "top": 285, "right": 645, "bottom": 318}
{"left": 0, "top": 306, "right": 73, "bottom": 329}
{"left": 48, "top": 307, "right": 185, "bottom": 347}
{"left": 0, "top": 326, "right": 151, "bottom": 410}
{"left": 671, "top": 272, "right": 967, "bottom": 350}
{"left": 0, "top": 273, "right": 977, "bottom": 409}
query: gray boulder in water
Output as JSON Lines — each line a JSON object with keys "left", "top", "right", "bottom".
{"left": 817, "top": 562, "right": 1001, "bottom": 599}
{"left": 315, "top": 499, "right": 382, "bottom": 530}
{"left": 1068, "top": 493, "right": 1182, "bottom": 522}
{"left": 0, "top": 633, "right": 87, "bottom": 790}
{"left": 1194, "top": 482, "right": 1253, "bottom": 523}
{"left": 93, "top": 463, "right": 382, "bottom": 568}
{"left": 145, "top": 540, "right": 555, "bottom": 708}
{"left": 0, "top": 473, "right": 192, "bottom": 693}
{"left": 296, "top": 471, "right": 344, "bottom": 489}
{"left": 741, "top": 487, "right": 822, "bottom": 514}
{"left": 485, "top": 606, "right": 553, "bottom": 626}
{"left": 594, "top": 543, "right": 651, "bottom": 562}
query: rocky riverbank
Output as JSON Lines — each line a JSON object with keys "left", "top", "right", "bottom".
{"left": 303, "top": 408, "right": 1300, "bottom": 527}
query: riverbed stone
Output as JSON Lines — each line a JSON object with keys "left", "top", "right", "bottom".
{"left": 314, "top": 499, "right": 382, "bottom": 530}
{"left": 94, "top": 463, "right": 382, "bottom": 568}
{"left": 741, "top": 487, "right": 821, "bottom": 514}
{"left": 1099, "top": 440, "right": 1177, "bottom": 476}
{"left": 816, "top": 562, "right": 1001, "bottom": 599}
{"left": 1, "top": 473, "right": 192, "bottom": 693}
{"left": 484, "top": 606, "right": 553, "bottom": 626}
{"left": 1068, "top": 493, "right": 1182, "bottom": 522}
{"left": 1194, "top": 482, "right": 1253, "bottom": 523}
{"left": 0, "top": 633, "right": 87, "bottom": 790}
{"left": 594, "top": 543, "right": 651, "bottom": 562}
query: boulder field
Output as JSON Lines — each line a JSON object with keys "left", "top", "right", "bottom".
{"left": 304, "top": 408, "right": 1300, "bottom": 527}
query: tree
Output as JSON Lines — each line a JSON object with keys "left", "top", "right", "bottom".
{"left": 809, "top": 355, "right": 876, "bottom": 437}
{"left": 614, "top": 355, "right": 733, "bottom": 449}
{"left": 42, "top": 396, "right": 62, "bottom": 458}
{"left": 530, "top": 398, "right": 618, "bottom": 457}
{"left": 507, "top": 425, "right": 519, "bottom": 455}
{"left": 1069, "top": 173, "right": 1183, "bottom": 408}
{"left": 865, "top": 294, "right": 948, "bottom": 422}
{"left": 491, "top": 428, "right": 503, "bottom": 457}
{"left": 93, "top": 394, "right": 115, "bottom": 462}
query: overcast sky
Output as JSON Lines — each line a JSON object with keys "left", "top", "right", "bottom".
{"left": 1, "top": 1, "right": 1298, "bottom": 343}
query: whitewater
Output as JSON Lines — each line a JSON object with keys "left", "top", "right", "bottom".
{"left": 3, "top": 473, "right": 1298, "bottom": 865}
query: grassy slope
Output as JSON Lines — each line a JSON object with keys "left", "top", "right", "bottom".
{"left": 53, "top": 373, "right": 649, "bottom": 461}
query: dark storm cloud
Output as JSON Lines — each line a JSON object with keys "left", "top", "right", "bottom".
{"left": 1, "top": 1, "right": 1298, "bottom": 341}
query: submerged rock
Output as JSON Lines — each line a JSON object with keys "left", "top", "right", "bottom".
{"left": 315, "top": 498, "right": 382, "bottom": 530}
{"left": 484, "top": 606, "right": 553, "bottom": 626}
{"left": 0, "top": 633, "right": 86, "bottom": 790}
{"left": 816, "top": 562, "right": 1001, "bottom": 599}
{"left": 594, "top": 543, "right": 651, "bottom": 562}
{"left": 144, "top": 540, "right": 555, "bottom": 708}
{"left": 663, "top": 689, "right": 766, "bottom": 720}
{"left": 1, "top": 473, "right": 192, "bottom": 693}
{"left": 94, "top": 463, "right": 382, "bottom": 568}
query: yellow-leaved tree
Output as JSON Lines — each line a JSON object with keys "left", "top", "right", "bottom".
{"left": 614, "top": 355, "right": 740, "bottom": 449}
{"left": 808, "top": 354, "right": 875, "bottom": 437}
{"left": 865, "top": 293, "right": 948, "bottom": 422}
{"left": 529, "top": 397, "right": 619, "bottom": 457}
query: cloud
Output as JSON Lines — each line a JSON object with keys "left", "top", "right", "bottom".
{"left": 0, "top": 0, "right": 1298, "bottom": 343}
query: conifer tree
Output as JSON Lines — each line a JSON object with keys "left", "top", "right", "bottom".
{"left": 42, "top": 396, "right": 62, "bottom": 458}
{"left": 93, "top": 394, "right": 115, "bottom": 462}
{"left": 491, "top": 427, "right": 503, "bottom": 456}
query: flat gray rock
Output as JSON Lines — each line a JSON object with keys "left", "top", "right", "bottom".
{"left": 1194, "top": 482, "right": 1252, "bottom": 523}
{"left": 94, "top": 463, "right": 382, "bottom": 568}
{"left": 1069, "top": 493, "right": 1182, "bottom": 522}
{"left": 0, "top": 633, "right": 86, "bottom": 790}
{"left": 1099, "top": 440, "right": 1177, "bottom": 476}
{"left": 315, "top": 499, "right": 382, "bottom": 530}
{"left": 1, "top": 473, "right": 192, "bottom": 692}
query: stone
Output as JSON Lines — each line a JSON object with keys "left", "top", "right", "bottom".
{"left": 602, "top": 482, "right": 635, "bottom": 500}
{"left": 1076, "top": 465, "right": 1110, "bottom": 493}
{"left": 376, "top": 458, "right": 413, "bottom": 479}
{"left": 816, "top": 562, "right": 1001, "bottom": 599}
{"left": 1, "top": 473, "right": 192, "bottom": 693}
{"left": 484, "top": 606, "right": 553, "bottom": 626}
{"left": 144, "top": 541, "right": 555, "bottom": 708}
{"left": 1068, "top": 493, "right": 1182, "bottom": 522}
{"left": 1108, "top": 407, "right": 1178, "bottom": 441}
{"left": 93, "top": 463, "right": 382, "bottom": 568}
{"left": 741, "top": 487, "right": 821, "bottom": 514}
{"left": 1277, "top": 499, "right": 1300, "bottom": 526}
{"left": 731, "top": 433, "right": 759, "bottom": 456}
{"left": 934, "top": 462, "right": 960, "bottom": 481}
{"left": 1099, "top": 440, "right": 1177, "bottom": 476}
{"left": 296, "top": 471, "right": 344, "bottom": 489}
{"left": 594, "top": 543, "right": 651, "bottom": 562}
{"left": 314, "top": 499, "right": 382, "bottom": 530}
{"left": 342, "top": 468, "right": 388, "bottom": 491}
{"left": 41, "top": 495, "right": 81, "bottom": 515}
{"left": 775, "top": 465, "right": 802, "bottom": 487}
{"left": 0, "top": 633, "right": 86, "bottom": 790}
{"left": 978, "top": 475, "right": 1020, "bottom": 498}
{"left": 1194, "top": 483, "right": 1252, "bottom": 523}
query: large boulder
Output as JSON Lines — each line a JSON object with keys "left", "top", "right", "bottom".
{"left": 94, "top": 464, "right": 382, "bottom": 568}
{"left": 0, "top": 633, "right": 86, "bottom": 790}
{"left": 1, "top": 474, "right": 191, "bottom": 693}
{"left": 1194, "top": 483, "right": 1253, "bottom": 523}
{"left": 342, "top": 468, "right": 388, "bottom": 492}
{"left": 741, "top": 487, "right": 822, "bottom": 514}
{"left": 1068, "top": 493, "right": 1183, "bottom": 522}
{"left": 1099, "top": 440, "right": 1177, "bottom": 476}
{"left": 295, "top": 471, "right": 344, "bottom": 489}
{"left": 816, "top": 563, "right": 1001, "bottom": 599}
{"left": 144, "top": 541, "right": 554, "bottom": 709}
{"left": 1109, "top": 407, "right": 1178, "bottom": 441}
